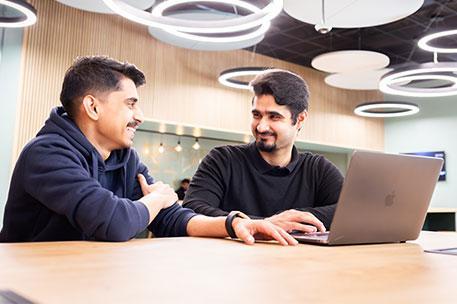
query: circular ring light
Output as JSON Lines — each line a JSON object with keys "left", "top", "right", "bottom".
{"left": 0, "top": 0, "right": 37, "bottom": 28}
{"left": 150, "top": 1, "right": 270, "bottom": 44}
{"left": 218, "top": 67, "right": 270, "bottom": 90}
{"left": 379, "top": 62, "right": 457, "bottom": 97}
{"left": 148, "top": 11, "right": 266, "bottom": 51}
{"left": 312, "top": 50, "right": 390, "bottom": 74}
{"left": 354, "top": 102, "right": 420, "bottom": 118}
{"left": 102, "top": 0, "right": 283, "bottom": 34}
{"left": 418, "top": 29, "right": 457, "bottom": 54}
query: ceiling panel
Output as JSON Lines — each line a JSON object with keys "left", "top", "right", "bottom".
{"left": 241, "top": 0, "right": 457, "bottom": 68}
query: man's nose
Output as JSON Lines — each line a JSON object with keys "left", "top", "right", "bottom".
{"left": 134, "top": 106, "right": 144, "bottom": 124}
{"left": 256, "top": 119, "right": 270, "bottom": 133}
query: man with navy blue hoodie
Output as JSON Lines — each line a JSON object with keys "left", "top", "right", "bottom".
{"left": 0, "top": 56, "right": 297, "bottom": 246}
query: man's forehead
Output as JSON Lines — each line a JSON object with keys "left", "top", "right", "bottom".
{"left": 118, "top": 77, "right": 137, "bottom": 92}
{"left": 252, "top": 95, "right": 290, "bottom": 113}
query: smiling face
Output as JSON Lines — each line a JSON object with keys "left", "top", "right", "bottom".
{"left": 92, "top": 77, "right": 144, "bottom": 151}
{"left": 251, "top": 94, "right": 305, "bottom": 153}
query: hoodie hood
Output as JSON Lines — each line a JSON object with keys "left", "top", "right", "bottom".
{"left": 37, "top": 107, "right": 132, "bottom": 181}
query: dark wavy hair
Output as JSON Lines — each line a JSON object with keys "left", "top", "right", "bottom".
{"left": 60, "top": 56, "right": 145, "bottom": 118}
{"left": 250, "top": 69, "right": 309, "bottom": 124}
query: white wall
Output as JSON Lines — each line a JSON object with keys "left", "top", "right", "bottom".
{"left": 384, "top": 95, "right": 457, "bottom": 208}
{"left": 0, "top": 28, "right": 23, "bottom": 229}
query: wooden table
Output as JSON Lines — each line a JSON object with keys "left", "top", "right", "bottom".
{"left": 1, "top": 232, "right": 457, "bottom": 304}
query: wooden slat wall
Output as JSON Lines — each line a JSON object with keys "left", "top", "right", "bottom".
{"left": 13, "top": 0, "right": 384, "bottom": 162}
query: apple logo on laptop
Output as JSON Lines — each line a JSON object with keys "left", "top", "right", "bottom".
{"left": 385, "top": 191, "right": 396, "bottom": 207}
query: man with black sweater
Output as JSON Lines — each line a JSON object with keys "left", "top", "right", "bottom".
{"left": 183, "top": 69, "right": 344, "bottom": 232}
{"left": 0, "top": 56, "right": 297, "bottom": 246}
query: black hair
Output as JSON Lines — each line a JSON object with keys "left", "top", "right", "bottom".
{"left": 60, "top": 55, "right": 146, "bottom": 118}
{"left": 250, "top": 69, "right": 309, "bottom": 124}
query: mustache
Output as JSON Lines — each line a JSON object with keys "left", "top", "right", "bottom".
{"left": 127, "top": 121, "right": 140, "bottom": 128}
{"left": 255, "top": 131, "right": 276, "bottom": 137}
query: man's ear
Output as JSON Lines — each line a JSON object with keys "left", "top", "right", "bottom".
{"left": 296, "top": 110, "right": 308, "bottom": 132}
{"left": 82, "top": 95, "right": 99, "bottom": 121}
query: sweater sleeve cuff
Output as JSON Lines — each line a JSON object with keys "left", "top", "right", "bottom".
{"left": 178, "top": 209, "right": 199, "bottom": 236}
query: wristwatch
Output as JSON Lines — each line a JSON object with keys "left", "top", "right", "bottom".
{"left": 225, "top": 211, "right": 250, "bottom": 239}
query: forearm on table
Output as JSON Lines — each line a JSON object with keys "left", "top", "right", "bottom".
{"left": 186, "top": 215, "right": 232, "bottom": 238}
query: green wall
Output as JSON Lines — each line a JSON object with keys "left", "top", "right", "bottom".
{"left": 384, "top": 95, "right": 457, "bottom": 208}
{"left": 0, "top": 28, "right": 23, "bottom": 229}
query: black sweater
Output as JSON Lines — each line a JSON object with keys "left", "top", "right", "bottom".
{"left": 183, "top": 143, "right": 344, "bottom": 229}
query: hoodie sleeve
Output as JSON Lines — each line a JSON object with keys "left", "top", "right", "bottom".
{"left": 22, "top": 139, "right": 150, "bottom": 242}
{"left": 132, "top": 158, "right": 197, "bottom": 237}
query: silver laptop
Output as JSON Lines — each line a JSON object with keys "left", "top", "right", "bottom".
{"left": 292, "top": 151, "right": 443, "bottom": 245}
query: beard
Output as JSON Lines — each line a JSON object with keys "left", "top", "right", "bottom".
{"left": 256, "top": 141, "right": 276, "bottom": 152}
{"left": 255, "top": 131, "right": 277, "bottom": 152}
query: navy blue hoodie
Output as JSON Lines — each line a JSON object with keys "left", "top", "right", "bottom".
{"left": 0, "top": 107, "right": 197, "bottom": 242}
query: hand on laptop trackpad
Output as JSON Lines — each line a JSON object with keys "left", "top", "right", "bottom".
{"left": 290, "top": 230, "right": 329, "bottom": 237}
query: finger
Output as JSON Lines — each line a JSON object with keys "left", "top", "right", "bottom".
{"left": 306, "top": 216, "right": 326, "bottom": 232}
{"left": 137, "top": 174, "right": 149, "bottom": 194}
{"left": 290, "top": 211, "right": 326, "bottom": 232}
{"left": 257, "top": 223, "right": 289, "bottom": 246}
{"left": 287, "top": 222, "right": 317, "bottom": 233}
{"left": 149, "top": 181, "right": 163, "bottom": 191}
{"left": 277, "top": 228, "right": 298, "bottom": 246}
{"left": 233, "top": 222, "right": 255, "bottom": 245}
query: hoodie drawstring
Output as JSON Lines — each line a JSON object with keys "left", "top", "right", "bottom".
{"left": 91, "top": 151, "right": 98, "bottom": 181}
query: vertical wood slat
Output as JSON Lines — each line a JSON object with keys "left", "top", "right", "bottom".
{"left": 13, "top": 0, "right": 384, "bottom": 164}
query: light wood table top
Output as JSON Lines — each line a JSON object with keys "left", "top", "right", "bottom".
{"left": 1, "top": 231, "right": 457, "bottom": 304}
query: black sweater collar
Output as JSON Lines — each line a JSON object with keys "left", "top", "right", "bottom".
{"left": 248, "top": 142, "right": 299, "bottom": 175}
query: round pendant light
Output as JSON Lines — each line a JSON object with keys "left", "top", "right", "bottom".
{"left": 148, "top": 5, "right": 269, "bottom": 49}
{"left": 192, "top": 138, "right": 200, "bottom": 150}
{"left": 149, "top": 22, "right": 265, "bottom": 50}
{"left": 418, "top": 29, "right": 457, "bottom": 54}
{"left": 324, "top": 69, "right": 392, "bottom": 90}
{"left": 174, "top": 139, "right": 183, "bottom": 152}
{"left": 379, "top": 62, "right": 457, "bottom": 97}
{"left": 158, "top": 142, "right": 165, "bottom": 153}
{"left": 312, "top": 50, "right": 390, "bottom": 74}
{"left": 354, "top": 101, "right": 420, "bottom": 118}
{"left": 284, "top": 0, "right": 423, "bottom": 29}
{"left": 102, "top": 0, "right": 283, "bottom": 34}
{"left": 0, "top": 0, "right": 37, "bottom": 28}
{"left": 218, "top": 67, "right": 270, "bottom": 90}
